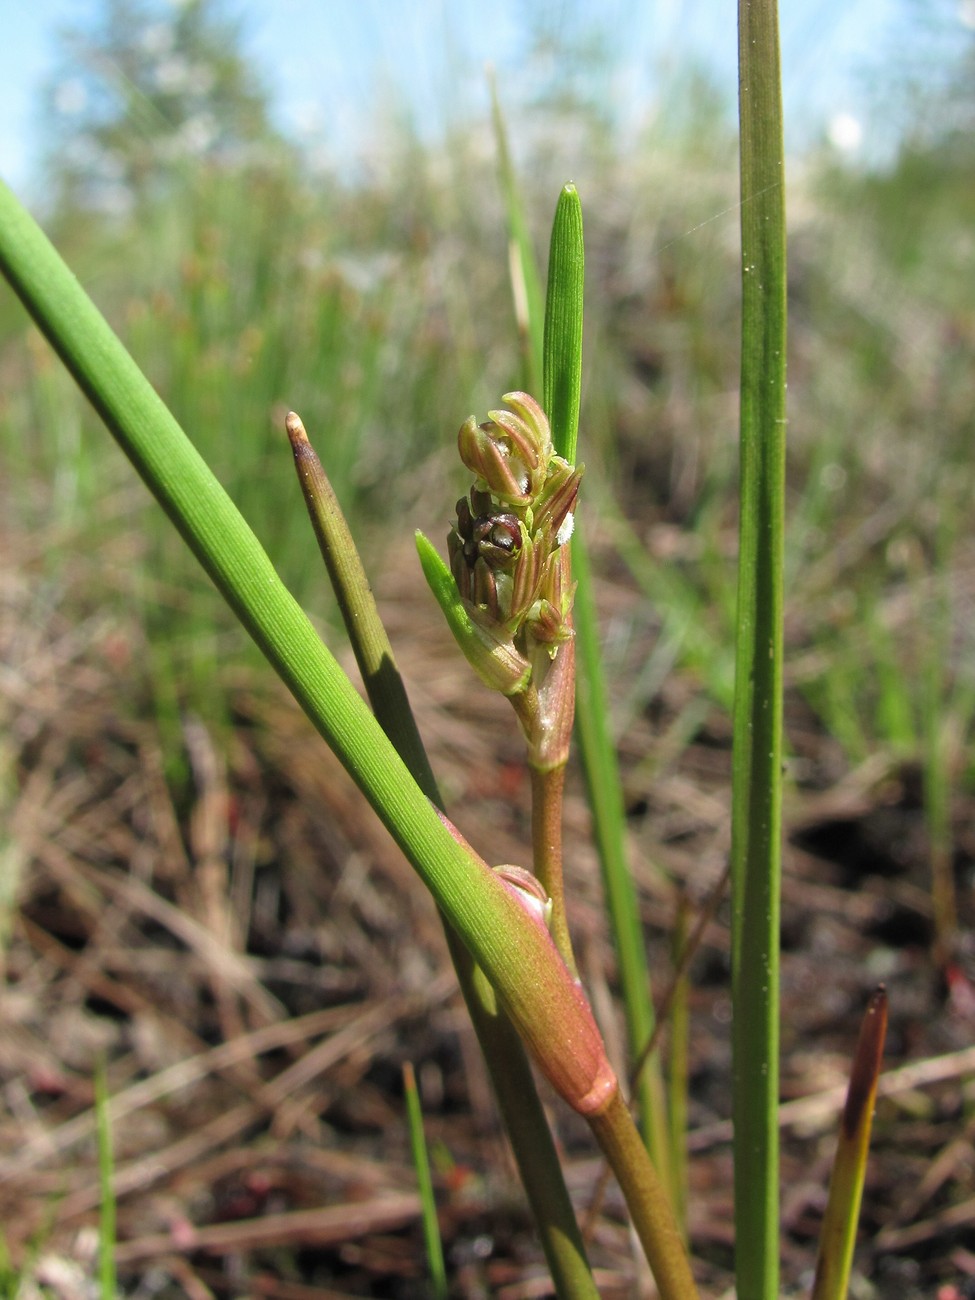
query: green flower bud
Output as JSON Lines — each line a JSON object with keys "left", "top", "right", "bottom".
{"left": 457, "top": 391, "right": 556, "bottom": 506}
{"left": 458, "top": 413, "right": 532, "bottom": 504}
{"left": 532, "top": 458, "right": 583, "bottom": 547}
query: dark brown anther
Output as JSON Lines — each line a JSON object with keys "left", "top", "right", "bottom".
{"left": 471, "top": 557, "right": 500, "bottom": 619}
{"left": 470, "top": 487, "right": 494, "bottom": 517}
{"left": 472, "top": 512, "right": 522, "bottom": 569}
{"left": 451, "top": 541, "right": 472, "bottom": 601}
{"left": 455, "top": 495, "right": 474, "bottom": 540}
{"left": 447, "top": 526, "right": 461, "bottom": 570}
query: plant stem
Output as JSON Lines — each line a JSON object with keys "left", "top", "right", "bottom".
{"left": 588, "top": 1091, "right": 699, "bottom": 1300}
{"left": 530, "top": 763, "right": 577, "bottom": 974}
{"left": 733, "top": 1, "right": 787, "bottom": 1296}
{"left": 668, "top": 896, "right": 691, "bottom": 1232}
{"left": 811, "top": 987, "right": 888, "bottom": 1300}
{"left": 452, "top": 952, "right": 600, "bottom": 1299}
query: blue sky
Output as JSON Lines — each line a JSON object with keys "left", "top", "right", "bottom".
{"left": 0, "top": 0, "right": 959, "bottom": 199}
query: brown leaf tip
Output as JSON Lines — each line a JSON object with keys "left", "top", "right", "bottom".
{"left": 842, "top": 985, "right": 888, "bottom": 1139}
{"left": 285, "top": 411, "right": 309, "bottom": 445}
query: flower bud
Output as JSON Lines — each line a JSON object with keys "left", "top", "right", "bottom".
{"left": 458, "top": 414, "right": 532, "bottom": 504}
{"left": 430, "top": 392, "right": 581, "bottom": 753}
{"left": 532, "top": 458, "right": 583, "bottom": 547}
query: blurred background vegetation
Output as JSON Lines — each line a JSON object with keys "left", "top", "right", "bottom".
{"left": 1, "top": 0, "right": 973, "bottom": 781}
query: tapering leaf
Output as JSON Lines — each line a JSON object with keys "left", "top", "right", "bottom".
{"left": 543, "top": 184, "right": 584, "bottom": 465}
{"left": 811, "top": 988, "right": 888, "bottom": 1300}
{"left": 542, "top": 181, "right": 672, "bottom": 1177}
{"left": 490, "top": 70, "right": 545, "bottom": 393}
{"left": 403, "top": 1062, "right": 448, "bottom": 1300}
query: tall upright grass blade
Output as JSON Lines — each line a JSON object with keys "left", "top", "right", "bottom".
{"left": 537, "top": 184, "right": 673, "bottom": 1183}
{"left": 490, "top": 71, "right": 545, "bottom": 396}
{"left": 402, "top": 1062, "right": 448, "bottom": 1300}
{"left": 543, "top": 184, "right": 584, "bottom": 466}
{"left": 732, "top": 2, "right": 787, "bottom": 1296}
{"left": 921, "top": 530, "right": 960, "bottom": 961}
{"left": 810, "top": 988, "right": 888, "bottom": 1300}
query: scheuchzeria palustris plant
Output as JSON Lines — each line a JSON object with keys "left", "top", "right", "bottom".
{"left": 421, "top": 391, "right": 580, "bottom": 768}
{"left": 418, "top": 391, "right": 586, "bottom": 973}
{"left": 417, "top": 392, "right": 698, "bottom": 1299}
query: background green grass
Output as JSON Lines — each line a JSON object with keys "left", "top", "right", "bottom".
{"left": 1, "top": 2, "right": 973, "bottom": 790}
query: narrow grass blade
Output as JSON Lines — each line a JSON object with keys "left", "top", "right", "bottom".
{"left": 732, "top": 2, "right": 787, "bottom": 1296}
{"left": 542, "top": 183, "right": 672, "bottom": 1181}
{"left": 490, "top": 71, "right": 545, "bottom": 394}
{"left": 811, "top": 987, "right": 888, "bottom": 1300}
{"left": 543, "top": 184, "right": 584, "bottom": 465}
{"left": 94, "top": 1059, "right": 117, "bottom": 1299}
{"left": 285, "top": 411, "right": 438, "bottom": 799}
{"left": 403, "top": 1062, "right": 448, "bottom": 1300}
{"left": 667, "top": 897, "right": 691, "bottom": 1232}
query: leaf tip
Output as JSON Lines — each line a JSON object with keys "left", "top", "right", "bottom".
{"left": 285, "top": 410, "right": 308, "bottom": 445}
{"left": 842, "top": 984, "right": 888, "bottom": 1139}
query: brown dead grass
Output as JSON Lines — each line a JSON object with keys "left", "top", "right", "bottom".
{"left": 2, "top": 516, "right": 974, "bottom": 1298}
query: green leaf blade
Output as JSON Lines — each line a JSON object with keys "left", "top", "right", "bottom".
{"left": 543, "top": 183, "right": 585, "bottom": 465}
{"left": 731, "top": 2, "right": 788, "bottom": 1296}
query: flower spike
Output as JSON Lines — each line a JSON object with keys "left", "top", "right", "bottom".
{"left": 423, "top": 391, "right": 582, "bottom": 768}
